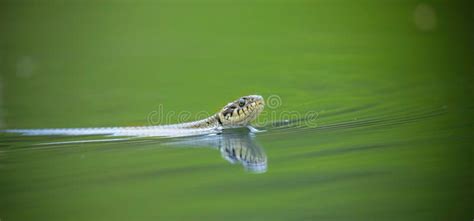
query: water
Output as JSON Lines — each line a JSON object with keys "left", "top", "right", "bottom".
{"left": 0, "top": 0, "right": 472, "bottom": 220}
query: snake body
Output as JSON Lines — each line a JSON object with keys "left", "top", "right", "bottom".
{"left": 4, "top": 95, "right": 265, "bottom": 137}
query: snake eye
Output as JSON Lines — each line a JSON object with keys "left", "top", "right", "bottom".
{"left": 238, "top": 98, "right": 246, "bottom": 107}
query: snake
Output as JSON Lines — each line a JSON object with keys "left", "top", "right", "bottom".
{"left": 3, "top": 95, "right": 265, "bottom": 137}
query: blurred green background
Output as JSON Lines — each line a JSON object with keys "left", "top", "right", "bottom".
{"left": 0, "top": 0, "right": 472, "bottom": 220}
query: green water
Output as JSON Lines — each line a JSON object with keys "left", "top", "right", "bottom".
{"left": 0, "top": 0, "right": 472, "bottom": 220}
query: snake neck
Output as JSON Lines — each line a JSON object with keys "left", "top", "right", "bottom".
{"left": 171, "top": 114, "right": 222, "bottom": 129}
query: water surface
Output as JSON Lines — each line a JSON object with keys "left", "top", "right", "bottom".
{"left": 0, "top": 0, "right": 472, "bottom": 220}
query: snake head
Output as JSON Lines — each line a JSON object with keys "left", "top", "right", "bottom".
{"left": 218, "top": 95, "right": 265, "bottom": 127}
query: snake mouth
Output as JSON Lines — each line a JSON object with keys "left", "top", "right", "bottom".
{"left": 218, "top": 95, "right": 265, "bottom": 127}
